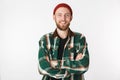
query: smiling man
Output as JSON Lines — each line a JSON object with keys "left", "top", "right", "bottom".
{"left": 38, "top": 3, "right": 89, "bottom": 80}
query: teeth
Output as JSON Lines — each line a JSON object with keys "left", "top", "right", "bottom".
{"left": 61, "top": 22, "right": 65, "bottom": 24}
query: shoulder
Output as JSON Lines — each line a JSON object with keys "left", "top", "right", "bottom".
{"left": 39, "top": 32, "right": 53, "bottom": 41}
{"left": 73, "top": 32, "right": 87, "bottom": 44}
{"left": 73, "top": 31, "right": 86, "bottom": 39}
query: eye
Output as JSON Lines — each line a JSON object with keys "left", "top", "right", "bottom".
{"left": 65, "top": 14, "right": 71, "bottom": 17}
{"left": 56, "top": 13, "right": 62, "bottom": 17}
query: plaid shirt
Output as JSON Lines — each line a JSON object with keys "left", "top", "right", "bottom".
{"left": 38, "top": 29, "right": 89, "bottom": 80}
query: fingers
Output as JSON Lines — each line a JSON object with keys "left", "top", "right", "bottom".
{"left": 75, "top": 53, "right": 83, "bottom": 61}
{"left": 50, "top": 60, "right": 58, "bottom": 68}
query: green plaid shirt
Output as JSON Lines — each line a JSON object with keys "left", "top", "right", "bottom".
{"left": 38, "top": 29, "right": 89, "bottom": 80}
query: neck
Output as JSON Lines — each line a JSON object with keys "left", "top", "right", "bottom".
{"left": 57, "top": 28, "right": 69, "bottom": 39}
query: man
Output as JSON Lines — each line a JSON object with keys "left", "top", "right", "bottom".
{"left": 38, "top": 3, "right": 89, "bottom": 80}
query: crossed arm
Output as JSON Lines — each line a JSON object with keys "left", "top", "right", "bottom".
{"left": 38, "top": 36, "right": 89, "bottom": 78}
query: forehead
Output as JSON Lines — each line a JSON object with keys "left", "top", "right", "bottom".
{"left": 55, "top": 7, "right": 71, "bottom": 14}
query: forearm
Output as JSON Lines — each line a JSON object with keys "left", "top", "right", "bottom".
{"left": 38, "top": 55, "right": 67, "bottom": 78}
{"left": 61, "top": 48, "right": 89, "bottom": 74}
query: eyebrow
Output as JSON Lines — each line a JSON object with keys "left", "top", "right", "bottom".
{"left": 56, "top": 12, "right": 71, "bottom": 15}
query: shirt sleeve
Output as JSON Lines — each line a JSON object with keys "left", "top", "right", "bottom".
{"left": 61, "top": 36, "right": 89, "bottom": 74}
{"left": 38, "top": 36, "right": 67, "bottom": 79}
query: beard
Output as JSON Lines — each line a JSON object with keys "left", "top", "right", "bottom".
{"left": 56, "top": 23, "right": 70, "bottom": 31}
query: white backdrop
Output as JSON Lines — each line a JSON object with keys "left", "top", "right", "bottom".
{"left": 0, "top": 0, "right": 120, "bottom": 80}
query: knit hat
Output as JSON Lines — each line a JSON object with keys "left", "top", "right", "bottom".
{"left": 53, "top": 3, "right": 73, "bottom": 16}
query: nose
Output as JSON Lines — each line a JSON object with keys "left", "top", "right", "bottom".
{"left": 61, "top": 15, "right": 66, "bottom": 21}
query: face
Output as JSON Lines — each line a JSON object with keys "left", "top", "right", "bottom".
{"left": 53, "top": 7, "right": 72, "bottom": 31}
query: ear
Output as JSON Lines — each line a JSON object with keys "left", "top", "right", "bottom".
{"left": 53, "top": 14, "right": 55, "bottom": 20}
{"left": 70, "top": 15, "right": 73, "bottom": 21}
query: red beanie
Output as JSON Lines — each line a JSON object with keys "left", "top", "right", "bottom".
{"left": 53, "top": 3, "right": 73, "bottom": 16}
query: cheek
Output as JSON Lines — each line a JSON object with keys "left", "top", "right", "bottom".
{"left": 66, "top": 19, "right": 71, "bottom": 23}
{"left": 54, "top": 17, "right": 59, "bottom": 22}
{"left": 66, "top": 17, "right": 72, "bottom": 22}
{"left": 55, "top": 19, "right": 59, "bottom": 23}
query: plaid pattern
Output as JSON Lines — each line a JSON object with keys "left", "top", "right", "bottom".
{"left": 38, "top": 29, "right": 89, "bottom": 80}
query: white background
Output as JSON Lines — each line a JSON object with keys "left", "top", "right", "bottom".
{"left": 0, "top": 0, "right": 120, "bottom": 80}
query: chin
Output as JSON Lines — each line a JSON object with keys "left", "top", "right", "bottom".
{"left": 58, "top": 27, "right": 68, "bottom": 31}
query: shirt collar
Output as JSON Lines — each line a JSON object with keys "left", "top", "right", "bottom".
{"left": 52, "top": 28, "right": 75, "bottom": 38}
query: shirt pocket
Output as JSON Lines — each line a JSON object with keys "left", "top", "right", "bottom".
{"left": 68, "top": 47, "right": 78, "bottom": 60}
